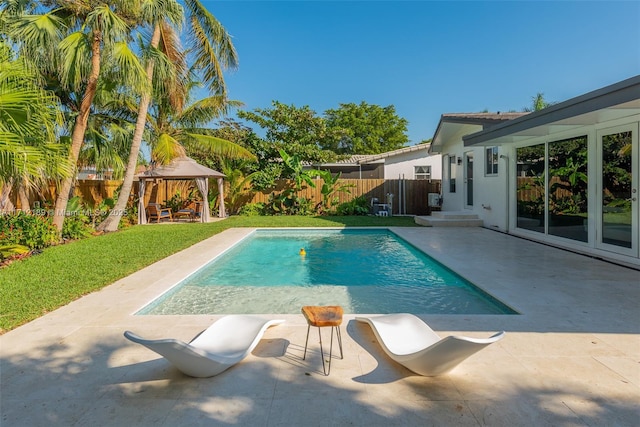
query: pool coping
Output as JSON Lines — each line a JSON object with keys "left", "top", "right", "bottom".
{"left": 1, "top": 226, "right": 638, "bottom": 426}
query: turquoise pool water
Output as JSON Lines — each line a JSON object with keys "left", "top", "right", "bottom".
{"left": 138, "top": 229, "right": 516, "bottom": 315}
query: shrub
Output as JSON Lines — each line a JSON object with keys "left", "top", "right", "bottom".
{"left": 62, "top": 215, "right": 93, "bottom": 240}
{"left": 0, "top": 212, "right": 59, "bottom": 249}
{"left": 335, "top": 195, "right": 369, "bottom": 216}
{"left": 61, "top": 196, "right": 93, "bottom": 240}
{"left": 239, "top": 203, "right": 265, "bottom": 216}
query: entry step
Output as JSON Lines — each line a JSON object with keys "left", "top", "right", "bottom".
{"left": 415, "top": 211, "right": 483, "bottom": 227}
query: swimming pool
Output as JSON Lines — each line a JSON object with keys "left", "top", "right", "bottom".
{"left": 138, "top": 229, "right": 516, "bottom": 315}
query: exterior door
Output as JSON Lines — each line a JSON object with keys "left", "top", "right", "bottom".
{"left": 464, "top": 152, "right": 474, "bottom": 208}
{"left": 596, "top": 124, "right": 638, "bottom": 257}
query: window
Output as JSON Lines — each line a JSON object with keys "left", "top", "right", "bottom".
{"left": 548, "top": 136, "right": 588, "bottom": 242}
{"left": 516, "top": 144, "right": 545, "bottom": 234}
{"left": 448, "top": 155, "right": 456, "bottom": 192}
{"left": 414, "top": 165, "right": 431, "bottom": 180}
{"left": 515, "top": 136, "right": 589, "bottom": 243}
{"left": 485, "top": 147, "right": 499, "bottom": 176}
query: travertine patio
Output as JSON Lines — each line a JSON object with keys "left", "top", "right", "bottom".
{"left": 1, "top": 227, "right": 638, "bottom": 426}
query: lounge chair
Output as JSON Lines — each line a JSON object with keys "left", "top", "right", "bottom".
{"left": 147, "top": 203, "right": 172, "bottom": 222}
{"left": 193, "top": 201, "right": 203, "bottom": 220}
{"left": 124, "top": 315, "right": 285, "bottom": 377}
{"left": 356, "top": 313, "right": 504, "bottom": 376}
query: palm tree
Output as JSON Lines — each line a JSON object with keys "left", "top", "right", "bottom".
{"left": 148, "top": 92, "right": 254, "bottom": 164}
{"left": 77, "top": 80, "right": 142, "bottom": 180}
{"left": 98, "top": 0, "right": 244, "bottom": 231}
{"left": 0, "top": 41, "right": 71, "bottom": 211}
{"left": 95, "top": 1, "right": 184, "bottom": 232}
{"left": 524, "top": 93, "right": 554, "bottom": 112}
{"left": 4, "top": 1, "right": 147, "bottom": 232}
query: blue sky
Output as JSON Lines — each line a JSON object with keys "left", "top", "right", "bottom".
{"left": 201, "top": 1, "right": 640, "bottom": 145}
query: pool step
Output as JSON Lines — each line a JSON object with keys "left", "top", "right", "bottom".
{"left": 415, "top": 211, "right": 483, "bottom": 227}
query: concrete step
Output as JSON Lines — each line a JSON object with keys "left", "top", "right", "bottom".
{"left": 414, "top": 215, "right": 483, "bottom": 227}
{"left": 430, "top": 211, "right": 480, "bottom": 220}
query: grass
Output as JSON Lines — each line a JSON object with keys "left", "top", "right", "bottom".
{"left": 0, "top": 215, "right": 417, "bottom": 332}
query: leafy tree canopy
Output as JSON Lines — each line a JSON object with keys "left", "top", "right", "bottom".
{"left": 237, "top": 100, "right": 338, "bottom": 164}
{"left": 322, "top": 101, "right": 409, "bottom": 154}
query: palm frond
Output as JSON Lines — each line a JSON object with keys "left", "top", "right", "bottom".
{"left": 85, "top": 5, "right": 129, "bottom": 45}
{"left": 7, "top": 12, "right": 66, "bottom": 71}
{"left": 140, "top": 0, "right": 183, "bottom": 28}
{"left": 184, "top": 0, "right": 237, "bottom": 94}
{"left": 184, "top": 133, "right": 255, "bottom": 160}
{"left": 57, "top": 30, "right": 91, "bottom": 90}
{"left": 178, "top": 96, "right": 242, "bottom": 128}
{"left": 110, "top": 41, "right": 150, "bottom": 95}
{"left": 152, "top": 132, "right": 186, "bottom": 164}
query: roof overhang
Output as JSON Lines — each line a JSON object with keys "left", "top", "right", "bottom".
{"left": 429, "top": 113, "right": 526, "bottom": 154}
{"left": 463, "top": 75, "right": 640, "bottom": 147}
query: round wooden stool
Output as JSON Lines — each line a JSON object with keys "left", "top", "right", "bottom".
{"left": 301, "top": 305, "right": 344, "bottom": 375}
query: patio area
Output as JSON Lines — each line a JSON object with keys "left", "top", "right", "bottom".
{"left": 1, "top": 227, "right": 638, "bottom": 426}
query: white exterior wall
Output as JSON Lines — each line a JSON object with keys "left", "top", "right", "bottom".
{"left": 438, "top": 115, "right": 640, "bottom": 268}
{"left": 440, "top": 138, "right": 464, "bottom": 212}
{"left": 383, "top": 150, "right": 442, "bottom": 180}
{"left": 438, "top": 128, "right": 509, "bottom": 231}
{"left": 473, "top": 146, "right": 510, "bottom": 231}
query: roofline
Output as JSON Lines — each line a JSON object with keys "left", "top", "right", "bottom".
{"left": 359, "top": 143, "right": 431, "bottom": 163}
{"left": 138, "top": 174, "right": 225, "bottom": 179}
{"left": 428, "top": 113, "right": 526, "bottom": 154}
{"left": 463, "top": 75, "right": 640, "bottom": 146}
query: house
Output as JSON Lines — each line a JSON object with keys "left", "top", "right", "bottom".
{"left": 427, "top": 75, "right": 640, "bottom": 268}
{"left": 310, "top": 143, "right": 442, "bottom": 180}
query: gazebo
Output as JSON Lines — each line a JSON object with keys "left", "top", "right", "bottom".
{"left": 136, "top": 156, "right": 226, "bottom": 224}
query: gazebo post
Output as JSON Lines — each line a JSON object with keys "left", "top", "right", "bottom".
{"left": 217, "top": 177, "right": 226, "bottom": 218}
{"left": 138, "top": 179, "right": 147, "bottom": 224}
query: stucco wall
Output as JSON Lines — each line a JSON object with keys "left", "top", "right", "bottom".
{"left": 440, "top": 138, "right": 465, "bottom": 212}
{"left": 383, "top": 150, "right": 442, "bottom": 180}
{"left": 438, "top": 125, "right": 509, "bottom": 231}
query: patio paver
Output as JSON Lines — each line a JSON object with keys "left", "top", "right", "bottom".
{"left": 1, "top": 227, "right": 639, "bottom": 426}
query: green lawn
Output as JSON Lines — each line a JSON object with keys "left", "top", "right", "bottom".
{"left": 0, "top": 215, "right": 417, "bottom": 332}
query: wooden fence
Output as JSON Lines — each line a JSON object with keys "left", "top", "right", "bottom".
{"left": 516, "top": 177, "right": 577, "bottom": 202}
{"left": 240, "top": 179, "right": 440, "bottom": 215}
{"left": 13, "top": 178, "right": 441, "bottom": 216}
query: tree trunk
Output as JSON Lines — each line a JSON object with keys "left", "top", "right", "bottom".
{"left": 52, "top": 30, "right": 102, "bottom": 233}
{"left": 97, "top": 25, "right": 160, "bottom": 232}
{"left": 17, "top": 185, "right": 30, "bottom": 211}
{"left": 0, "top": 180, "right": 14, "bottom": 213}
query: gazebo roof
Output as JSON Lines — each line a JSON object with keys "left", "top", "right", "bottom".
{"left": 137, "top": 156, "right": 225, "bottom": 179}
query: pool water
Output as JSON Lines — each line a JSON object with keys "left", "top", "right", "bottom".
{"left": 138, "top": 229, "right": 516, "bottom": 315}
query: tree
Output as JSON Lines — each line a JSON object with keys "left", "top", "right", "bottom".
{"left": 237, "top": 101, "right": 339, "bottom": 164}
{"left": 147, "top": 94, "right": 255, "bottom": 164}
{"left": 4, "top": 1, "right": 146, "bottom": 232}
{"left": 322, "top": 102, "right": 409, "bottom": 154}
{"left": 524, "top": 93, "right": 554, "bottom": 112}
{"left": 98, "top": 0, "right": 243, "bottom": 232}
{"left": 96, "top": 0, "right": 183, "bottom": 232}
{"left": 0, "top": 42, "right": 71, "bottom": 211}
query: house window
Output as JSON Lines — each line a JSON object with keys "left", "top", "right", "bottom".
{"left": 485, "top": 147, "right": 499, "bottom": 176}
{"left": 414, "top": 165, "right": 431, "bottom": 180}
{"left": 448, "top": 155, "right": 456, "bottom": 192}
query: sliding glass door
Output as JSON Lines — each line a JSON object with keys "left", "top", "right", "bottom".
{"left": 596, "top": 125, "right": 638, "bottom": 256}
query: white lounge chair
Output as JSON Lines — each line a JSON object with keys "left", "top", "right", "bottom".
{"left": 356, "top": 313, "right": 504, "bottom": 376}
{"left": 124, "top": 315, "right": 284, "bottom": 378}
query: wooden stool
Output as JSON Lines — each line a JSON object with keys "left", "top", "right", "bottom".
{"left": 301, "top": 305, "right": 344, "bottom": 375}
